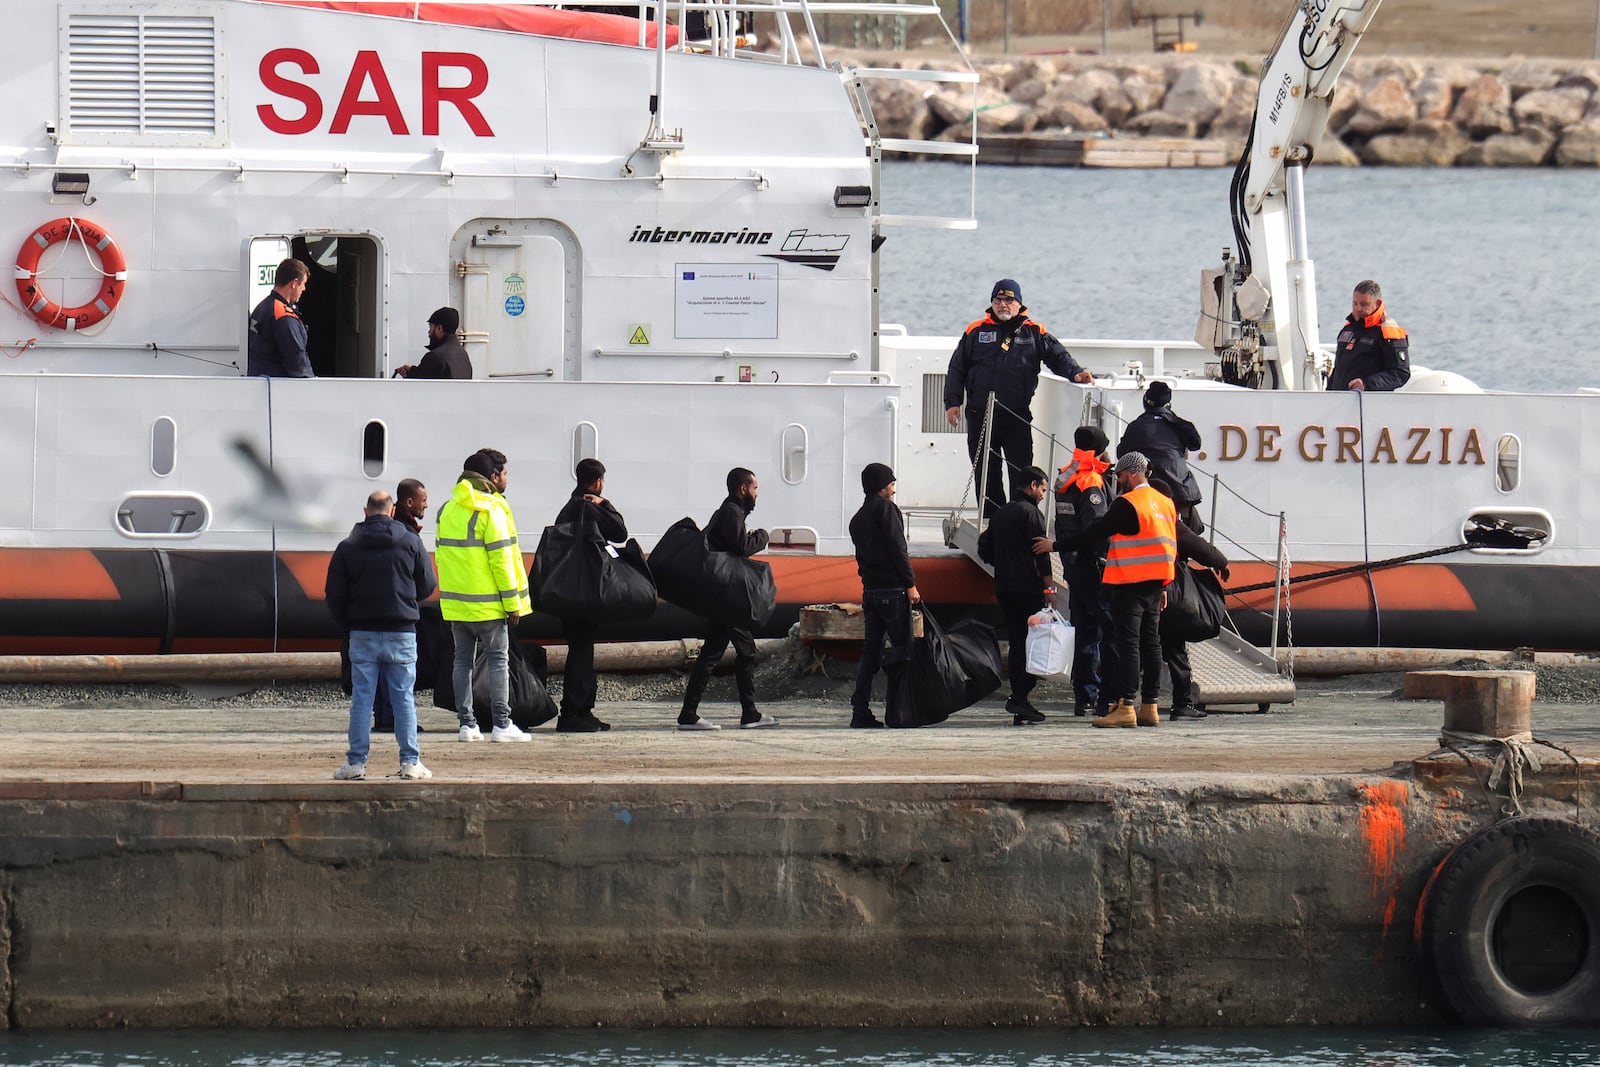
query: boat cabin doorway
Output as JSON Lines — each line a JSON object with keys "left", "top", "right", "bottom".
{"left": 245, "top": 234, "right": 383, "bottom": 378}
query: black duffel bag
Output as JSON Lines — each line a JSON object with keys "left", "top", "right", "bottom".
{"left": 1163, "top": 563, "right": 1228, "bottom": 642}
{"left": 650, "top": 517, "right": 777, "bottom": 631}
{"left": 888, "top": 608, "right": 1003, "bottom": 727}
{"left": 432, "top": 626, "right": 557, "bottom": 730}
{"left": 532, "top": 520, "right": 658, "bottom": 624}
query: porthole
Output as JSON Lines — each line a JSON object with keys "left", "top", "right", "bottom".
{"left": 1495, "top": 434, "right": 1520, "bottom": 493}
{"left": 362, "top": 420, "right": 386, "bottom": 478}
{"left": 150, "top": 416, "right": 176, "bottom": 476}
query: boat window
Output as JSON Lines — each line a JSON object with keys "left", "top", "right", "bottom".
{"left": 1462, "top": 508, "right": 1552, "bottom": 555}
{"left": 1495, "top": 434, "right": 1520, "bottom": 493}
{"left": 115, "top": 493, "right": 209, "bottom": 538}
{"left": 923, "top": 374, "right": 964, "bottom": 433}
{"left": 781, "top": 424, "right": 809, "bottom": 484}
{"left": 572, "top": 423, "right": 599, "bottom": 472}
{"left": 150, "top": 416, "right": 177, "bottom": 476}
{"left": 362, "top": 420, "right": 386, "bottom": 479}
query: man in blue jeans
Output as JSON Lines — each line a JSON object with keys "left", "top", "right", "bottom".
{"left": 847, "top": 462, "right": 921, "bottom": 728}
{"left": 325, "top": 489, "right": 438, "bottom": 780}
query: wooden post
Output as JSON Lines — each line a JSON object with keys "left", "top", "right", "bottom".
{"left": 1403, "top": 670, "right": 1535, "bottom": 737}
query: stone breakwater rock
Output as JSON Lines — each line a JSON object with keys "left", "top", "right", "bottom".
{"left": 852, "top": 53, "right": 1600, "bottom": 166}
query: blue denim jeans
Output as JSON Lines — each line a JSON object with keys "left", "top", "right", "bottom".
{"left": 347, "top": 630, "right": 418, "bottom": 766}
{"left": 452, "top": 618, "right": 510, "bottom": 729}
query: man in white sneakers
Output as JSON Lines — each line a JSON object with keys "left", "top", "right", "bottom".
{"left": 325, "top": 489, "right": 437, "bottom": 780}
{"left": 436, "top": 448, "right": 534, "bottom": 743}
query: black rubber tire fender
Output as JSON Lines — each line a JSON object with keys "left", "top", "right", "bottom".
{"left": 1416, "top": 816, "right": 1600, "bottom": 1027}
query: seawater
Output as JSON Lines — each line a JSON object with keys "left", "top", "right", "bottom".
{"left": 3, "top": 1028, "right": 1600, "bottom": 1066}
{"left": 877, "top": 162, "right": 1600, "bottom": 393}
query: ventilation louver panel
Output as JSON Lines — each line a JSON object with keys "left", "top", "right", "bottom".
{"left": 64, "top": 13, "right": 220, "bottom": 144}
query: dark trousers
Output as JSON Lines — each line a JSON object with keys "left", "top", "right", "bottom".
{"left": 997, "top": 586, "right": 1046, "bottom": 704}
{"left": 851, "top": 588, "right": 913, "bottom": 720}
{"left": 1107, "top": 580, "right": 1165, "bottom": 704}
{"left": 681, "top": 623, "right": 759, "bottom": 721}
{"left": 966, "top": 405, "right": 1033, "bottom": 517}
{"left": 559, "top": 617, "right": 597, "bottom": 718}
{"left": 1063, "top": 555, "right": 1113, "bottom": 707}
{"left": 1160, "top": 615, "right": 1195, "bottom": 710}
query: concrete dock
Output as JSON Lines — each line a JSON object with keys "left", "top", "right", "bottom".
{"left": 1, "top": 679, "right": 1596, "bottom": 1029}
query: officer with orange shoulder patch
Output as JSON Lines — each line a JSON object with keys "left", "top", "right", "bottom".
{"left": 944, "top": 279, "right": 1093, "bottom": 517}
{"left": 1329, "top": 279, "right": 1409, "bottom": 392}
{"left": 247, "top": 258, "right": 314, "bottom": 378}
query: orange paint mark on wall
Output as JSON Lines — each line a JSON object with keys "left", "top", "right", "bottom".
{"left": 1359, "top": 780, "right": 1410, "bottom": 959}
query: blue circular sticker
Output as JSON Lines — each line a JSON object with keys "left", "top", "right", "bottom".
{"left": 504, "top": 295, "right": 526, "bottom": 317}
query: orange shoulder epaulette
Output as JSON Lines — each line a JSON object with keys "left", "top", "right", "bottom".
{"left": 1026, "top": 318, "right": 1049, "bottom": 333}
{"left": 963, "top": 318, "right": 990, "bottom": 335}
{"left": 273, "top": 300, "right": 300, "bottom": 321}
{"left": 1380, "top": 318, "right": 1407, "bottom": 340}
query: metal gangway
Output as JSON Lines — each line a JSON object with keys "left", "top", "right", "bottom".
{"left": 941, "top": 393, "right": 1296, "bottom": 713}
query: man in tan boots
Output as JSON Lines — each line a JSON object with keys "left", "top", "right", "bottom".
{"left": 1033, "top": 451, "right": 1176, "bottom": 728}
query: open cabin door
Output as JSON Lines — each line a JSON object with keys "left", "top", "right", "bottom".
{"left": 243, "top": 234, "right": 383, "bottom": 377}
{"left": 456, "top": 220, "right": 578, "bottom": 380}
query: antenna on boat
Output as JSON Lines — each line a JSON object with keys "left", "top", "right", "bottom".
{"left": 623, "top": 0, "right": 685, "bottom": 175}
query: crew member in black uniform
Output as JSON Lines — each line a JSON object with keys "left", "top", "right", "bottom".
{"left": 1118, "top": 380, "right": 1204, "bottom": 531}
{"left": 1329, "top": 279, "right": 1410, "bottom": 392}
{"left": 978, "top": 466, "right": 1054, "bottom": 726}
{"left": 551, "top": 458, "right": 627, "bottom": 733}
{"left": 396, "top": 307, "right": 474, "bottom": 379}
{"left": 848, "top": 463, "right": 921, "bottom": 729}
{"left": 678, "top": 467, "right": 777, "bottom": 731}
{"left": 246, "top": 259, "right": 313, "bottom": 378}
{"left": 944, "top": 279, "right": 1094, "bottom": 517}
{"left": 1054, "top": 426, "right": 1115, "bottom": 717}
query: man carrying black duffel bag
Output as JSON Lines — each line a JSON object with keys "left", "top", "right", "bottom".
{"left": 550, "top": 458, "right": 629, "bottom": 733}
{"left": 678, "top": 467, "right": 779, "bottom": 731}
{"left": 848, "top": 462, "right": 921, "bottom": 729}
{"left": 1148, "top": 476, "right": 1230, "bottom": 722}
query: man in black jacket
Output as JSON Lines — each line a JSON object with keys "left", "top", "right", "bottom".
{"left": 551, "top": 457, "right": 626, "bottom": 733}
{"left": 1329, "top": 279, "right": 1410, "bottom": 392}
{"left": 978, "top": 466, "right": 1054, "bottom": 725}
{"left": 1118, "top": 380, "right": 1204, "bottom": 527}
{"left": 678, "top": 467, "right": 777, "bottom": 730}
{"left": 396, "top": 307, "right": 474, "bottom": 379}
{"left": 848, "top": 462, "right": 921, "bottom": 729}
{"left": 1149, "top": 477, "right": 1231, "bottom": 721}
{"left": 944, "top": 279, "right": 1093, "bottom": 517}
{"left": 246, "top": 259, "right": 313, "bottom": 378}
{"left": 325, "top": 489, "right": 438, "bottom": 780}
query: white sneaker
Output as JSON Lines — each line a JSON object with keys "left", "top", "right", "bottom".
{"left": 398, "top": 761, "right": 432, "bottom": 780}
{"left": 491, "top": 723, "right": 532, "bottom": 743}
{"left": 458, "top": 724, "right": 483, "bottom": 742}
{"left": 677, "top": 717, "right": 721, "bottom": 731}
{"left": 740, "top": 713, "right": 780, "bottom": 729}
{"left": 332, "top": 762, "right": 366, "bottom": 781}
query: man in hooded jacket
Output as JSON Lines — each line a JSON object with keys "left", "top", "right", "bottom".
{"left": 326, "top": 489, "right": 437, "bottom": 780}
{"left": 1118, "top": 380, "right": 1204, "bottom": 529}
{"left": 677, "top": 467, "right": 777, "bottom": 731}
{"left": 848, "top": 462, "right": 921, "bottom": 729}
{"left": 944, "top": 278, "right": 1093, "bottom": 516}
{"left": 549, "top": 457, "right": 627, "bottom": 734}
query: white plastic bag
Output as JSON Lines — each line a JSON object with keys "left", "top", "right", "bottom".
{"left": 1024, "top": 605, "right": 1074, "bottom": 677}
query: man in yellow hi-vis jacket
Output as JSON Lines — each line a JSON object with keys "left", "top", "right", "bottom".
{"left": 436, "top": 448, "right": 533, "bottom": 744}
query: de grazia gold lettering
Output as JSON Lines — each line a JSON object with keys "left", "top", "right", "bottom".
{"left": 1214, "top": 424, "right": 1486, "bottom": 465}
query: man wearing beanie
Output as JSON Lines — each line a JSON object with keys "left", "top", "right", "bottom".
{"left": 944, "top": 278, "right": 1093, "bottom": 517}
{"left": 848, "top": 463, "right": 921, "bottom": 728}
{"left": 1117, "top": 379, "right": 1203, "bottom": 530}
{"left": 435, "top": 448, "right": 533, "bottom": 743}
{"left": 396, "top": 306, "right": 473, "bottom": 379}
{"left": 978, "top": 465, "right": 1054, "bottom": 725}
{"left": 1039, "top": 451, "right": 1177, "bottom": 729}
{"left": 1053, "top": 425, "right": 1117, "bottom": 717}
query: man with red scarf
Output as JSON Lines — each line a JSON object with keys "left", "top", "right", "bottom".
{"left": 1053, "top": 425, "right": 1116, "bottom": 717}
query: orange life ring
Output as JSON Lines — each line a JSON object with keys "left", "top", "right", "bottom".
{"left": 14, "top": 217, "right": 127, "bottom": 331}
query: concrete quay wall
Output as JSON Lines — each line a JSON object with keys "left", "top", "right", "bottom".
{"left": 0, "top": 769, "right": 1584, "bottom": 1028}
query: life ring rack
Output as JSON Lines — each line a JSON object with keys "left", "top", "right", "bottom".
{"left": 13, "top": 217, "right": 127, "bottom": 331}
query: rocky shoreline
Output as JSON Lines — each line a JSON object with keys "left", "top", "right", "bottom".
{"left": 859, "top": 53, "right": 1600, "bottom": 166}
